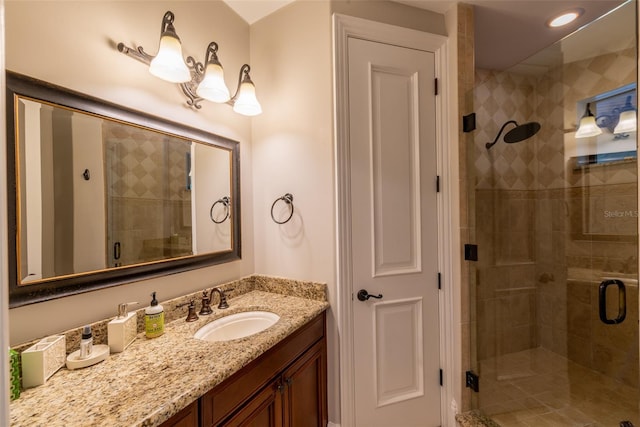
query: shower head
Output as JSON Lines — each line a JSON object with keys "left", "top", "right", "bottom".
{"left": 485, "top": 120, "right": 541, "bottom": 149}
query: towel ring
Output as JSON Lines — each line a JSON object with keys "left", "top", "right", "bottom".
{"left": 271, "top": 193, "right": 294, "bottom": 224}
{"left": 210, "top": 196, "right": 230, "bottom": 224}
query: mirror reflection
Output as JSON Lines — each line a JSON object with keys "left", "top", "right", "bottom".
{"left": 8, "top": 72, "right": 240, "bottom": 307}
{"left": 18, "top": 98, "right": 232, "bottom": 282}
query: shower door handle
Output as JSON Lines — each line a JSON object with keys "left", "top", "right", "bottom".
{"left": 599, "top": 279, "right": 626, "bottom": 325}
{"left": 113, "top": 242, "right": 121, "bottom": 260}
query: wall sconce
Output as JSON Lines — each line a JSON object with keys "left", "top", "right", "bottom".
{"left": 575, "top": 103, "right": 602, "bottom": 138}
{"left": 117, "top": 11, "right": 262, "bottom": 116}
{"left": 613, "top": 96, "right": 637, "bottom": 134}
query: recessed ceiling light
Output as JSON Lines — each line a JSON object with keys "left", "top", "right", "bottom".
{"left": 547, "top": 9, "right": 584, "bottom": 28}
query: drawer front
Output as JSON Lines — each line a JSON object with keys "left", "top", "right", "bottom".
{"left": 201, "top": 312, "right": 326, "bottom": 427}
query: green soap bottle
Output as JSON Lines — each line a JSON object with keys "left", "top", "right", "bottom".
{"left": 145, "top": 292, "right": 165, "bottom": 338}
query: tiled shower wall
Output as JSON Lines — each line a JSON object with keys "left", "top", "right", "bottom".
{"left": 474, "top": 70, "right": 539, "bottom": 361}
{"left": 473, "top": 38, "right": 638, "bottom": 389}
{"left": 104, "top": 122, "right": 192, "bottom": 267}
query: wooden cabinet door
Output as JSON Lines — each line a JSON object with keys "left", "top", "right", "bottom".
{"left": 221, "top": 380, "right": 283, "bottom": 427}
{"left": 201, "top": 314, "right": 326, "bottom": 427}
{"left": 159, "top": 400, "right": 199, "bottom": 427}
{"left": 281, "top": 340, "right": 327, "bottom": 427}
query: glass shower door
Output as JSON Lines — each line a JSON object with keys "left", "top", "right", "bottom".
{"left": 471, "top": 1, "right": 639, "bottom": 425}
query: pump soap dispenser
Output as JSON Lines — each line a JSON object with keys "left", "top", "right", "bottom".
{"left": 145, "top": 292, "right": 165, "bottom": 338}
{"left": 108, "top": 302, "right": 138, "bottom": 353}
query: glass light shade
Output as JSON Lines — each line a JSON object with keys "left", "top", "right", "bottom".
{"left": 233, "top": 81, "right": 262, "bottom": 116}
{"left": 575, "top": 116, "right": 602, "bottom": 138}
{"left": 613, "top": 110, "right": 637, "bottom": 134}
{"left": 149, "top": 35, "right": 191, "bottom": 83}
{"left": 196, "top": 63, "right": 230, "bottom": 103}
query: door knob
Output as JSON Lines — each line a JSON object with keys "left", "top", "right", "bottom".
{"left": 357, "top": 289, "right": 383, "bottom": 301}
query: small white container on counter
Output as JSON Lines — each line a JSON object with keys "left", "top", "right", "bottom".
{"left": 21, "top": 335, "right": 66, "bottom": 388}
{"left": 66, "top": 344, "right": 110, "bottom": 370}
{"left": 108, "top": 302, "right": 139, "bottom": 353}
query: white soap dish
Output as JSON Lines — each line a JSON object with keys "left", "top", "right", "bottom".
{"left": 65, "top": 344, "right": 110, "bottom": 370}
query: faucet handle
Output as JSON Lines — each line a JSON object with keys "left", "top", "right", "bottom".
{"left": 217, "top": 290, "right": 229, "bottom": 309}
{"left": 199, "top": 290, "right": 213, "bottom": 316}
{"left": 213, "top": 287, "right": 234, "bottom": 309}
{"left": 176, "top": 300, "right": 199, "bottom": 322}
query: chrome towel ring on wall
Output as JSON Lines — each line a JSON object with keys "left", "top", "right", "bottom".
{"left": 271, "top": 193, "right": 294, "bottom": 224}
{"left": 210, "top": 196, "right": 230, "bottom": 224}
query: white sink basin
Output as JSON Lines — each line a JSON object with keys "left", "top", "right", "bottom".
{"left": 194, "top": 311, "right": 280, "bottom": 342}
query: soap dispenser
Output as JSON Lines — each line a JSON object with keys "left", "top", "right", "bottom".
{"left": 145, "top": 292, "right": 165, "bottom": 339}
{"left": 107, "top": 302, "right": 138, "bottom": 353}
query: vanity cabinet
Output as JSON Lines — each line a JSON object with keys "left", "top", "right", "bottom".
{"left": 161, "top": 400, "right": 199, "bottom": 427}
{"left": 218, "top": 378, "right": 281, "bottom": 426}
{"left": 220, "top": 340, "right": 326, "bottom": 427}
{"left": 199, "top": 311, "right": 327, "bottom": 427}
{"left": 280, "top": 339, "right": 326, "bottom": 427}
{"left": 157, "top": 311, "right": 326, "bottom": 427}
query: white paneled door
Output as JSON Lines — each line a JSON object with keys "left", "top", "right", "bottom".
{"left": 348, "top": 37, "right": 441, "bottom": 426}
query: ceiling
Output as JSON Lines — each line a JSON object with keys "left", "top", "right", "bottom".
{"left": 223, "top": 0, "right": 630, "bottom": 71}
{"left": 466, "top": 0, "right": 628, "bottom": 70}
{"left": 222, "top": 0, "right": 296, "bottom": 25}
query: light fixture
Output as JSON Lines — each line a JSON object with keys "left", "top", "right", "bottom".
{"left": 547, "top": 9, "right": 583, "bottom": 28}
{"left": 117, "top": 10, "right": 262, "bottom": 115}
{"left": 575, "top": 103, "right": 603, "bottom": 138}
{"left": 148, "top": 11, "right": 190, "bottom": 83}
{"left": 232, "top": 65, "right": 262, "bottom": 116}
{"left": 613, "top": 95, "right": 637, "bottom": 134}
{"left": 196, "top": 42, "right": 230, "bottom": 103}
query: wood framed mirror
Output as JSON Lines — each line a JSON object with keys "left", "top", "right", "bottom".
{"left": 7, "top": 71, "right": 241, "bottom": 307}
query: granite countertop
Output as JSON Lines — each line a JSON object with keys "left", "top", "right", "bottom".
{"left": 456, "top": 411, "right": 501, "bottom": 427}
{"left": 10, "top": 281, "right": 329, "bottom": 426}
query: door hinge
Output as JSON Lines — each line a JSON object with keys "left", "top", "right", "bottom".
{"left": 439, "top": 369, "right": 443, "bottom": 386}
{"left": 434, "top": 78, "right": 439, "bottom": 96}
{"left": 437, "top": 272, "right": 442, "bottom": 290}
{"left": 463, "top": 112, "right": 476, "bottom": 132}
{"left": 464, "top": 244, "right": 478, "bottom": 261}
{"left": 465, "top": 371, "right": 479, "bottom": 392}
{"left": 436, "top": 175, "right": 440, "bottom": 192}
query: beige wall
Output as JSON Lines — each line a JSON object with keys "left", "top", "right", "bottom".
{"left": 249, "top": 1, "right": 338, "bottom": 420}
{"left": 6, "top": 1, "right": 255, "bottom": 344}
{"left": 331, "top": 0, "right": 446, "bottom": 35}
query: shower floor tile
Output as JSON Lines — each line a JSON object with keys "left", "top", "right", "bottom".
{"left": 478, "top": 347, "right": 639, "bottom": 427}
